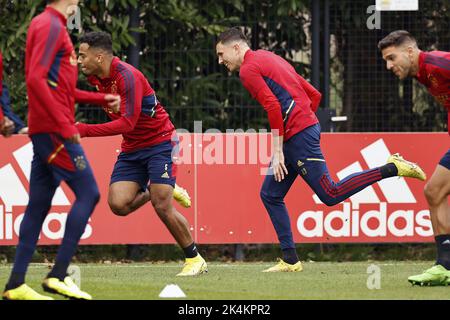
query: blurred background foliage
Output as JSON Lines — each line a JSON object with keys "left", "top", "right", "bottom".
{"left": 0, "top": 0, "right": 448, "bottom": 132}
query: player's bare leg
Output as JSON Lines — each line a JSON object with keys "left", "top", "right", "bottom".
{"left": 108, "top": 181, "right": 190, "bottom": 216}
{"left": 150, "top": 184, "right": 192, "bottom": 246}
{"left": 424, "top": 165, "right": 450, "bottom": 235}
{"left": 408, "top": 164, "right": 450, "bottom": 286}
{"left": 150, "top": 183, "right": 207, "bottom": 276}
{"left": 108, "top": 181, "right": 149, "bottom": 216}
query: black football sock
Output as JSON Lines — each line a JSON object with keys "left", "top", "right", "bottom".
{"left": 282, "top": 248, "right": 299, "bottom": 265}
{"left": 183, "top": 242, "right": 199, "bottom": 259}
{"left": 435, "top": 234, "right": 450, "bottom": 270}
{"left": 47, "top": 262, "right": 68, "bottom": 281}
{"left": 380, "top": 163, "right": 398, "bottom": 179}
{"left": 5, "top": 272, "right": 25, "bottom": 291}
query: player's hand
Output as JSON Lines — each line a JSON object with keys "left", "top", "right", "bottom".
{"left": 66, "top": 133, "right": 81, "bottom": 144}
{"left": 104, "top": 94, "right": 121, "bottom": 113}
{"left": 18, "top": 127, "right": 29, "bottom": 135}
{"left": 272, "top": 150, "right": 288, "bottom": 182}
{"left": 1, "top": 116, "right": 15, "bottom": 137}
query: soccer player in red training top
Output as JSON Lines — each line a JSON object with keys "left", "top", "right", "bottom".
{"left": 216, "top": 27, "right": 427, "bottom": 272}
{"left": 2, "top": 0, "right": 120, "bottom": 300}
{"left": 379, "top": 30, "right": 450, "bottom": 286}
{"left": 0, "top": 51, "right": 15, "bottom": 137}
{"left": 76, "top": 32, "right": 207, "bottom": 277}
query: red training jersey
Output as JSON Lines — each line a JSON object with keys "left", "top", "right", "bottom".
{"left": 25, "top": 7, "right": 105, "bottom": 138}
{"left": 416, "top": 51, "right": 450, "bottom": 134}
{"left": 77, "top": 57, "right": 175, "bottom": 152}
{"left": 239, "top": 49, "right": 320, "bottom": 141}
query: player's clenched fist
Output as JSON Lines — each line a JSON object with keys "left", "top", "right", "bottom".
{"left": 104, "top": 94, "right": 121, "bottom": 113}
{"left": 0, "top": 116, "right": 15, "bottom": 137}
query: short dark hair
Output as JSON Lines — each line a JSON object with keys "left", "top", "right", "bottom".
{"left": 217, "top": 27, "right": 249, "bottom": 45}
{"left": 79, "top": 32, "right": 113, "bottom": 55}
{"left": 378, "top": 30, "right": 417, "bottom": 51}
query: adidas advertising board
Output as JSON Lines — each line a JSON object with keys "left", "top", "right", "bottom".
{"left": 0, "top": 133, "right": 447, "bottom": 245}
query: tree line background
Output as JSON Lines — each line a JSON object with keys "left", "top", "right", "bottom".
{"left": 0, "top": 0, "right": 448, "bottom": 133}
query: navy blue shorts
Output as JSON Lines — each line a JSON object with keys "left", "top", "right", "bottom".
{"left": 439, "top": 149, "right": 450, "bottom": 170}
{"left": 110, "top": 140, "right": 177, "bottom": 190}
{"left": 30, "top": 133, "right": 95, "bottom": 184}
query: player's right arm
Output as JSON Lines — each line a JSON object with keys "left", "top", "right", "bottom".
{"left": 26, "top": 20, "right": 78, "bottom": 141}
{"left": 76, "top": 75, "right": 143, "bottom": 137}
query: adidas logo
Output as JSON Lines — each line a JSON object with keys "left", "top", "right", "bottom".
{"left": 296, "top": 139, "right": 432, "bottom": 239}
{"left": 0, "top": 142, "right": 92, "bottom": 241}
{"left": 161, "top": 172, "right": 170, "bottom": 179}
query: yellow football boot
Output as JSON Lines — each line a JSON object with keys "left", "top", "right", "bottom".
{"left": 176, "top": 254, "right": 208, "bottom": 276}
{"left": 42, "top": 277, "right": 92, "bottom": 300}
{"left": 387, "top": 153, "right": 426, "bottom": 181}
{"left": 262, "top": 258, "right": 303, "bottom": 272}
{"left": 2, "top": 284, "right": 54, "bottom": 300}
{"left": 173, "top": 184, "right": 192, "bottom": 208}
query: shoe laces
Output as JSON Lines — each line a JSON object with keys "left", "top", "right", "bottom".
{"left": 396, "top": 154, "right": 418, "bottom": 168}
{"left": 64, "top": 277, "right": 81, "bottom": 291}
{"left": 179, "top": 188, "right": 190, "bottom": 198}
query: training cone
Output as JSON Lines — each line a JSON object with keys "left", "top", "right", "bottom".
{"left": 159, "top": 284, "right": 186, "bottom": 298}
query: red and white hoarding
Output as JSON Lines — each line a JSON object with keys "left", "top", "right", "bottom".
{"left": 0, "top": 133, "right": 448, "bottom": 245}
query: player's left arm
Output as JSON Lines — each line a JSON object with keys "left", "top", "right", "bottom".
{"left": 76, "top": 76, "right": 142, "bottom": 137}
{"left": 297, "top": 75, "right": 322, "bottom": 112}
{"left": 240, "top": 64, "right": 285, "bottom": 137}
{"left": 240, "top": 63, "right": 288, "bottom": 182}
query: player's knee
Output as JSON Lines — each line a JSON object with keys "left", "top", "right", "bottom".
{"left": 316, "top": 193, "right": 339, "bottom": 207}
{"left": 151, "top": 194, "right": 172, "bottom": 219}
{"left": 74, "top": 180, "right": 100, "bottom": 205}
{"left": 424, "top": 182, "right": 440, "bottom": 205}
{"left": 86, "top": 185, "right": 100, "bottom": 206}
{"left": 28, "top": 197, "right": 53, "bottom": 213}
{"left": 259, "top": 189, "right": 270, "bottom": 203}
{"left": 107, "top": 194, "right": 132, "bottom": 216}
{"left": 108, "top": 200, "right": 131, "bottom": 216}
{"left": 91, "top": 185, "right": 101, "bottom": 204}
{"left": 260, "top": 188, "right": 279, "bottom": 205}
{"left": 152, "top": 199, "right": 171, "bottom": 216}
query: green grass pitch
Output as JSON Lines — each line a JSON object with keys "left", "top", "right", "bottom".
{"left": 0, "top": 261, "right": 448, "bottom": 300}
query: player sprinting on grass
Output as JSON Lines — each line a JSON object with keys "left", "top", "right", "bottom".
{"left": 2, "top": 0, "right": 121, "bottom": 300}
{"left": 216, "top": 27, "right": 427, "bottom": 273}
{"left": 378, "top": 30, "right": 450, "bottom": 286}
{"left": 76, "top": 32, "right": 207, "bottom": 277}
